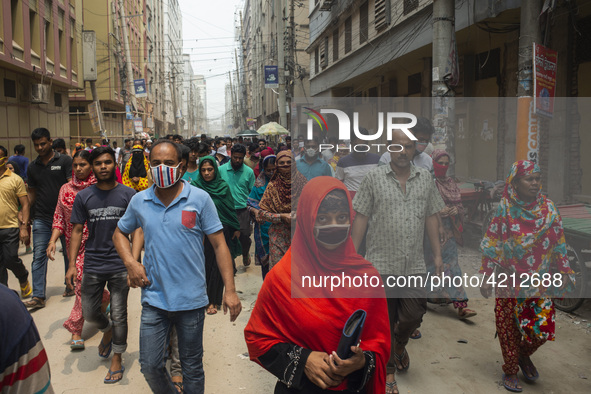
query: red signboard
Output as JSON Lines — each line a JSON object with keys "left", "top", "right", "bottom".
{"left": 533, "top": 43, "right": 557, "bottom": 117}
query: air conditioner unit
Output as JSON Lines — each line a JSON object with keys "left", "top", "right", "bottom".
{"left": 319, "top": 0, "right": 335, "bottom": 11}
{"left": 31, "top": 84, "right": 49, "bottom": 104}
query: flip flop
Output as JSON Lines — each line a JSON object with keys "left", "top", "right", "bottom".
{"left": 104, "top": 366, "right": 125, "bottom": 384}
{"left": 459, "top": 309, "right": 477, "bottom": 320}
{"left": 206, "top": 308, "right": 217, "bottom": 315}
{"left": 70, "top": 339, "right": 85, "bottom": 351}
{"left": 98, "top": 339, "right": 112, "bottom": 359}
{"left": 410, "top": 330, "right": 422, "bottom": 339}
{"left": 386, "top": 380, "right": 398, "bottom": 394}
{"left": 518, "top": 358, "right": 539, "bottom": 382}
{"left": 502, "top": 374, "right": 523, "bottom": 392}
{"left": 393, "top": 348, "right": 410, "bottom": 372}
{"left": 173, "top": 381, "right": 184, "bottom": 393}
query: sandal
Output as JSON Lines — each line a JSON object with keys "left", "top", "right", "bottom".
{"left": 386, "top": 381, "right": 398, "bottom": 394}
{"left": 173, "top": 381, "right": 184, "bottom": 393}
{"left": 104, "top": 366, "right": 125, "bottom": 384}
{"left": 63, "top": 287, "right": 75, "bottom": 297}
{"left": 392, "top": 348, "right": 410, "bottom": 372}
{"left": 206, "top": 305, "right": 218, "bottom": 315}
{"left": 410, "top": 329, "right": 422, "bottom": 339}
{"left": 459, "top": 308, "right": 477, "bottom": 320}
{"left": 518, "top": 357, "right": 539, "bottom": 382}
{"left": 502, "top": 374, "right": 523, "bottom": 392}
{"left": 70, "top": 339, "right": 85, "bottom": 351}
{"left": 98, "top": 339, "right": 112, "bottom": 359}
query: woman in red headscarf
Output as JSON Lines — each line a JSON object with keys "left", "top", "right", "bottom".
{"left": 245, "top": 176, "right": 390, "bottom": 393}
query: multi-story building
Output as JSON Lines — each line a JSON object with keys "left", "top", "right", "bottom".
{"left": 194, "top": 75, "right": 207, "bottom": 134}
{"left": 68, "top": 0, "right": 172, "bottom": 145}
{"left": 1, "top": 0, "right": 81, "bottom": 155}
{"left": 240, "top": 0, "right": 310, "bottom": 127}
{"left": 181, "top": 53, "right": 199, "bottom": 138}
{"left": 307, "top": 0, "right": 591, "bottom": 202}
{"left": 225, "top": 82, "right": 233, "bottom": 131}
{"left": 162, "top": 0, "right": 182, "bottom": 133}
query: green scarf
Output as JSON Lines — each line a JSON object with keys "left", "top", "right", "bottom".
{"left": 191, "top": 157, "right": 241, "bottom": 257}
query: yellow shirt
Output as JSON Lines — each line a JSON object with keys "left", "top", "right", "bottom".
{"left": 0, "top": 169, "right": 27, "bottom": 228}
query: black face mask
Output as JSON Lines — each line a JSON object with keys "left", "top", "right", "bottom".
{"left": 313, "top": 224, "right": 351, "bottom": 248}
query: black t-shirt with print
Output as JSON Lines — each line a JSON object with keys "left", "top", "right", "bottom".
{"left": 26, "top": 151, "right": 72, "bottom": 221}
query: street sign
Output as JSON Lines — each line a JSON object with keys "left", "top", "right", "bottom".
{"left": 88, "top": 101, "right": 103, "bottom": 133}
{"left": 133, "top": 117, "right": 144, "bottom": 133}
{"left": 264, "top": 66, "right": 279, "bottom": 88}
{"left": 134, "top": 79, "right": 148, "bottom": 98}
{"left": 533, "top": 43, "right": 557, "bottom": 117}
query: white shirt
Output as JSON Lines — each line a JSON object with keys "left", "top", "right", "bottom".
{"left": 378, "top": 151, "right": 433, "bottom": 172}
{"left": 114, "top": 147, "right": 121, "bottom": 162}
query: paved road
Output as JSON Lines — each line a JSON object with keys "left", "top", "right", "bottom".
{"left": 7, "top": 236, "right": 591, "bottom": 393}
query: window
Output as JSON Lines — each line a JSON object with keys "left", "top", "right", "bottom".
{"left": 54, "top": 92, "right": 62, "bottom": 107}
{"left": 403, "top": 0, "right": 418, "bottom": 15}
{"left": 375, "top": 0, "right": 391, "bottom": 30}
{"left": 332, "top": 29, "right": 339, "bottom": 62}
{"left": 474, "top": 48, "right": 500, "bottom": 80}
{"left": 344, "top": 17, "right": 352, "bottom": 54}
{"left": 11, "top": 0, "right": 24, "bottom": 49}
{"left": 30, "top": 9, "right": 41, "bottom": 56}
{"left": 407, "top": 72, "right": 422, "bottom": 95}
{"left": 320, "top": 36, "right": 328, "bottom": 68}
{"left": 4, "top": 79, "right": 16, "bottom": 98}
{"left": 359, "top": 2, "right": 368, "bottom": 45}
{"left": 314, "top": 46, "right": 319, "bottom": 74}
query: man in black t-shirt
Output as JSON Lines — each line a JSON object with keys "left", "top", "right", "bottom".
{"left": 24, "top": 128, "right": 72, "bottom": 310}
{"left": 68, "top": 146, "right": 136, "bottom": 384}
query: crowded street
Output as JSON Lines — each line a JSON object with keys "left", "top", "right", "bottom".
{"left": 6, "top": 232, "right": 591, "bottom": 393}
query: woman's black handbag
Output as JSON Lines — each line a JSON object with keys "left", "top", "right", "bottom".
{"left": 336, "top": 309, "right": 367, "bottom": 359}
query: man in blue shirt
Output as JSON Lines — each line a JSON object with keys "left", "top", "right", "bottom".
{"left": 296, "top": 136, "right": 333, "bottom": 180}
{"left": 113, "top": 140, "right": 241, "bottom": 394}
{"left": 8, "top": 144, "right": 29, "bottom": 182}
{"left": 219, "top": 144, "right": 255, "bottom": 266}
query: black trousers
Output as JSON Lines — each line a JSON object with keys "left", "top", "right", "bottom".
{"left": 0, "top": 227, "right": 29, "bottom": 286}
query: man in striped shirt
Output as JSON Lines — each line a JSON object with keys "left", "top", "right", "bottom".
{"left": 0, "top": 284, "right": 53, "bottom": 393}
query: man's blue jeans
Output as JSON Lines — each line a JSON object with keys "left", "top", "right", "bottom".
{"left": 140, "top": 304, "right": 205, "bottom": 394}
{"left": 31, "top": 219, "right": 68, "bottom": 299}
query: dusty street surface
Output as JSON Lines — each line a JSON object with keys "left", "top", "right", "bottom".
{"left": 7, "top": 234, "right": 591, "bottom": 393}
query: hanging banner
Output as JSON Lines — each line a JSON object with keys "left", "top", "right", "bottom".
{"left": 533, "top": 43, "right": 557, "bottom": 117}
{"left": 516, "top": 97, "right": 539, "bottom": 163}
{"left": 246, "top": 117, "right": 256, "bottom": 127}
{"left": 264, "top": 66, "right": 279, "bottom": 88}
{"left": 134, "top": 79, "right": 148, "bottom": 98}
{"left": 126, "top": 104, "right": 133, "bottom": 119}
{"left": 133, "top": 117, "right": 144, "bottom": 133}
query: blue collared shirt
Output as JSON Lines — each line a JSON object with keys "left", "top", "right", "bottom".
{"left": 296, "top": 155, "right": 334, "bottom": 180}
{"left": 117, "top": 180, "right": 223, "bottom": 311}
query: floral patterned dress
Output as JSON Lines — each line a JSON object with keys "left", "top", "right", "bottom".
{"left": 480, "top": 160, "right": 574, "bottom": 375}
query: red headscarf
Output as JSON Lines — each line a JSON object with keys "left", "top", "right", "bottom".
{"left": 245, "top": 177, "right": 390, "bottom": 392}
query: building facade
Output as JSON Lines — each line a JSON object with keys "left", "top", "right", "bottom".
{"left": 1, "top": 0, "right": 81, "bottom": 156}
{"left": 306, "top": 0, "right": 591, "bottom": 202}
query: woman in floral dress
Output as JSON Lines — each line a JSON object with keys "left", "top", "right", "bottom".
{"left": 480, "top": 160, "right": 574, "bottom": 392}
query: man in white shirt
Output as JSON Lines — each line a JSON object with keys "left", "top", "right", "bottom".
{"left": 379, "top": 117, "right": 434, "bottom": 172}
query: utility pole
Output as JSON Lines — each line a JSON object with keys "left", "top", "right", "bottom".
{"left": 111, "top": 1, "right": 129, "bottom": 136}
{"left": 515, "top": 0, "right": 542, "bottom": 162}
{"left": 431, "top": 0, "right": 456, "bottom": 175}
{"left": 228, "top": 71, "right": 238, "bottom": 129}
{"left": 275, "top": 0, "right": 287, "bottom": 127}
{"left": 289, "top": 0, "right": 295, "bottom": 103}
{"left": 117, "top": 0, "right": 137, "bottom": 111}
{"left": 235, "top": 49, "right": 244, "bottom": 130}
{"left": 171, "top": 71, "right": 180, "bottom": 133}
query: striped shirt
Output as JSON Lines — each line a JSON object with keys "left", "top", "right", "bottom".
{"left": 0, "top": 284, "right": 53, "bottom": 393}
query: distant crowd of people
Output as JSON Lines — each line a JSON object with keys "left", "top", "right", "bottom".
{"left": 0, "top": 120, "right": 575, "bottom": 394}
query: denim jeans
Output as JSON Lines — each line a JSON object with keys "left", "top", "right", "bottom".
{"left": 0, "top": 228, "right": 29, "bottom": 285}
{"left": 81, "top": 270, "right": 129, "bottom": 354}
{"left": 140, "top": 304, "right": 205, "bottom": 394}
{"left": 31, "top": 219, "right": 68, "bottom": 299}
